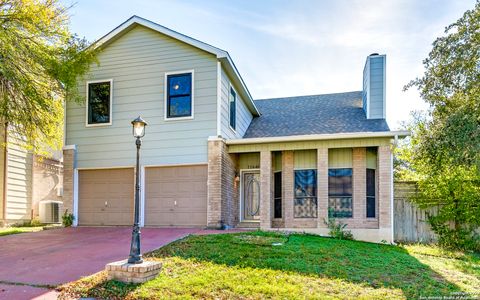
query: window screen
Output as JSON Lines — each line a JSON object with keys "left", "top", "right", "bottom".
{"left": 328, "top": 168, "right": 353, "bottom": 218}
{"left": 294, "top": 169, "right": 317, "bottom": 218}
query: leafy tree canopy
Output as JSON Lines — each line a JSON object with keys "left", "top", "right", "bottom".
{"left": 401, "top": 1, "right": 480, "bottom": 250}
{"left": 405, "top": 1, "right": 480, "bottom": 169}
{"left": 0, "top": 0, "right": 96, "bottom": 155}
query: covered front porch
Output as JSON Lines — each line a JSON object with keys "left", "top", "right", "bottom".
{"left": 206, "top": 134, "right": 396, "bottom": 243}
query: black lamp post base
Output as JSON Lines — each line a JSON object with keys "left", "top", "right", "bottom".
{"left": 128, "top": 225, "right": 143, "bottom": 264}
{"left": 127, "top": 255, "right": 143, "bottom": 264}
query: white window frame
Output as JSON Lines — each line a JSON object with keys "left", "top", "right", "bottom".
{"left": 164, "top": 70, "right": 195, "bottom": 121}
{"left": 85, "top": 79, "right": 113, "bottom": 127}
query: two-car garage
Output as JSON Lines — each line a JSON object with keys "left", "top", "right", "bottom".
{"left": 77, "top": 165, "right": 208, "bottom": 227}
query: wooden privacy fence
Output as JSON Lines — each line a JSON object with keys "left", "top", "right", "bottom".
{"left": 394, "top": 181, "right": 438, "bottom": 243}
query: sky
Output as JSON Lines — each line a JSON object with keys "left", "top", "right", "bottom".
{"left": 64, "top": 0, "right": 476, "bottom": 129}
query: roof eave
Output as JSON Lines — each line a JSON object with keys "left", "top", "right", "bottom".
{"left": 226, "top": 130, "right": 410, "bottom": 145}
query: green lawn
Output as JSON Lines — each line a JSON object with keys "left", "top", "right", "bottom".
{"left": 0, "top": 226, "right": 45, "bottom": 236}
{"left": 58, "top": 231, "right": 480, "bottom": 300}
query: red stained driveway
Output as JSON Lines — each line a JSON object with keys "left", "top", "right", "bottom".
{"left": 0, "top": 227, "right": 201, "bottom": 299}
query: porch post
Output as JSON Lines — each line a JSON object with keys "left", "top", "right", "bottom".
{"left": 378, "top": 145, "right": 393, "bottom": 241}
{"left": 283, "top": 151, "right": 294, "bottom": 228}
{"left": 317, "top": 148, "right": 329, "bottom": 227}
{"left": 352, "top": 148, "right": 367, "bottom": 224}
{"left": 259, "top": 150, "right": 272, "bottom": 229}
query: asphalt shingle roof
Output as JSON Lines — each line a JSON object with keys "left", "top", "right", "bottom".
{"left": 243, "top": 91, "right": 390, "bottom": 138}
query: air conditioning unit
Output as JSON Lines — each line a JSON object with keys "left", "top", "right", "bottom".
{"left": 39, "top": 200, "right": 63, "bottom": 223}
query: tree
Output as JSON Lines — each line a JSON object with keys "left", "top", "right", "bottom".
{"left": 403, "top": 1, "right": 480, "bottom": 250}
{"left": 0, "top": 0, "right": 96, "bottom": 155}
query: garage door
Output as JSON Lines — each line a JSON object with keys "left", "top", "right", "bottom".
{"left": 78, "top": 168, "right": 134, "bottom": 226}
{"left": 145, "top": 165, "right": 207, "bottom": 227}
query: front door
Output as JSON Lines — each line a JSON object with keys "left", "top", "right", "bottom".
{"left": 242, "top": 171, "right": 260, "bottom": 221}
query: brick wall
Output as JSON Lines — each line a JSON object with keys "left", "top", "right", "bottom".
{"left": 317, "top": 148, "right": 328, "bottom": 228}
{"left": 259, "top": 151, "right": 272, "bottom": 229}
{"left": 207, "top": 138, "right": 239, "bottom": 228}
{"left": 62, "top": 148, "right": 75, "bottom": 216}
{"left": 282, "top": 150, "right": 294, "bottom": 228}
{"left": 378, "top": 145, "right": 392, "bottom": 229}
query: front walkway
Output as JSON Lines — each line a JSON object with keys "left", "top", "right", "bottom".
{"left": 0, "top": 227, "right": 202, "bottom": 300}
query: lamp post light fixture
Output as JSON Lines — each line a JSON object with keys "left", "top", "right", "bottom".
{"left": 128, "top": 116, "right": 148, "bottom": 264}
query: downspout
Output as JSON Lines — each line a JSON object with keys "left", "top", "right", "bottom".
{"left": 2, "top": 122, "right": 8, "bottom": 221}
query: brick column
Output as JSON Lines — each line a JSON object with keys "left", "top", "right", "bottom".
{"left": 378, "top": 145, "right": 392, "bottom": 230}
{"left": 317, "top": 148, "right": 328, "bottom": 227}
{"left": 259, "top": 150, "right": 272, "bottom": 229}
{"left": 282, "top": 151, "right": 294, "bottom": 228}
{"left": 353, "top": 148, "right": 366, "bottom": 222}
{"left": 207, "top": 138, "right": 223, "bottom": 228}
{"left": 62, "top": 147, "right": 76, "bottom": 216}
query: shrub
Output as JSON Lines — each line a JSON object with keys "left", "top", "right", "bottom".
{"left": 14, "top": 217, "right": 43, "bottom": 227}
{"left": 62, "top": 210, "right": 75, "bottom": 227}
{"left": 429, "top": 217, "right": 480, "bottom": 252}
{"left": 324, "top": 218, "right": 354, "bottom": 240}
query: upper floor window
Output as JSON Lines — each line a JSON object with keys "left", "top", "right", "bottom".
{"left": 229, "top": 87, "right": 236, "bottom": 130}
{"left": 87, "top": 80, "right": 112, "bottom": 126}
{"left": 166, "top": 72, "right": 193, "bottom": 119}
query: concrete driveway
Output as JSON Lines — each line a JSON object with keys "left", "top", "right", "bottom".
{"left": 0, "top": 227, "right": 201, "bottom": 300}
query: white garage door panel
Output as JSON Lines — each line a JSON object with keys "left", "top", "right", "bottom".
{"left": 145, "top": 165, "right": 207, "bottom": 227}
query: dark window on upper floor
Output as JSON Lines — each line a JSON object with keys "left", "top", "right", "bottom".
{"left": 167, "top": 73, "right": 192, "bottom": 118}
{"left": 87, "top": 81, "right": 112, "bottom": 125}
{"left": 229, "top": 87, "right": 236, "bottom": 130}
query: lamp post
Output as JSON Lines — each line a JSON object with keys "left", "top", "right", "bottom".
{"left": 128, "top": 116, "right": 147, "bottom": 264}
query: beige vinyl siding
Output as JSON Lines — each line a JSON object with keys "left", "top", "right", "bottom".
{"left": 328, "top": 148, "right": 353, "bottom": 169}
{"left": 66, "top": 25, "right": 218, "bottom": 168}
{"left": 5, "top": 131, "right": 33, "bottom": 221}
{"left": 239, "top": 153, "right": 260, "bottom": 169}
{"left": 220, "top": 67, "right": 253, "bottom": 139}
{"left": 228, "top": 137, "right": 392, "bottom": 153}
{"left": 273, "top": 152, "right": 282, "bottom": 172}
{"left": 367, "top": 147, "right": 378, "bottom": 169}
{"left": 294, "top": 150, "right": 317, "bottom": 169}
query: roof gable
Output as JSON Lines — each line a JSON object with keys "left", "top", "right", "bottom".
{"left": 92, "top": 15, "right": 260, "bottom": 116}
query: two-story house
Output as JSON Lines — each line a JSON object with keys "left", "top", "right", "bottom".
{"left": 63, "top": 16, "right": 408, "bottom": 242}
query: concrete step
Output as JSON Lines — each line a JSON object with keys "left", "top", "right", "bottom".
{"left": 236, "top": 222, "right": 260, "bottom": 229}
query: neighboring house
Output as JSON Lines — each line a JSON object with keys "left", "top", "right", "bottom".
{"left": 63, "top": 16, "right": 408, "bottom": 242}
{"left": 0, "top": 125, "right": 63, "bottom": 226}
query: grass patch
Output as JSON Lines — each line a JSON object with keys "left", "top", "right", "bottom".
{"left": 59, "top": 231, "right": 479, "bottom": 300}
{"left": 0, "top": 226, "right": 44, "bottom": 236}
